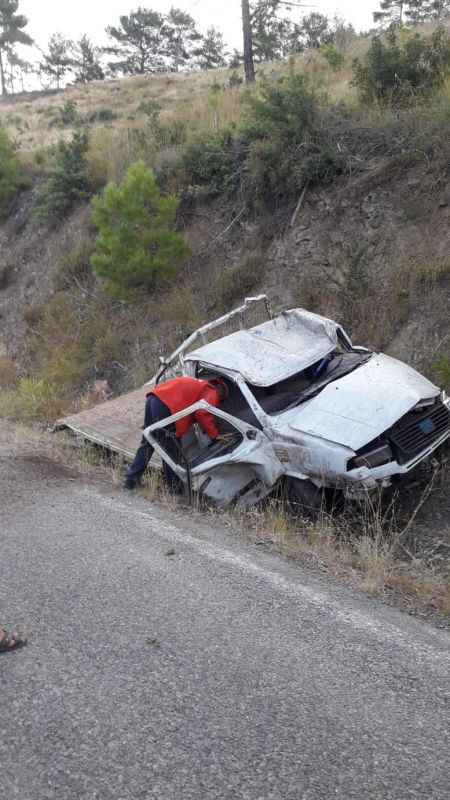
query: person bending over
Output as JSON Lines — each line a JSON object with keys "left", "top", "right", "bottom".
{"left": 125, "top": 376, "right": 229, "bottom": 490}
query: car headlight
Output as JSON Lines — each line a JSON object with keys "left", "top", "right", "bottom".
{"left": 441, "top": 390, "right": 449, "bottom": 407}
{"left": 347, "top": 443, "right": 393, "bottom": 471}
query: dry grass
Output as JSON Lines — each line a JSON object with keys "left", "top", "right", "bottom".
{"left": 0, "top": 21, "right": 447, "bottom": 204}
{"left": 0, "top": 18, "right": 447, "bottom": 177}
{"left": 3, "top": 412, "right": 447, "bottom": 621}
{"left": 0, "top": 356, "right": 17, "bottom": 387}
{"left": 0, "top": 378, "right": 70, "bottom": 423}
{"left": 0, "top": 50, "right": 356, "bottom": 172}
{"left": 44, "top": 425, "right": 450, "bottom": 621}
{"left": 0, "top": 66, "right": 248, "bottom": 162}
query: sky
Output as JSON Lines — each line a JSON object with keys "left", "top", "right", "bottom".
{"left": 19, "top": 0, "right": 375, "bottom": 54}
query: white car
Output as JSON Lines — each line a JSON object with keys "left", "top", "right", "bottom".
{"left": 144, "top": 297, "right": 450, "bottom": 511}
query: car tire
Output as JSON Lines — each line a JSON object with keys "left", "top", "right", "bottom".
{"left": 286, "top": 477, "right": 324, "bottom": 518}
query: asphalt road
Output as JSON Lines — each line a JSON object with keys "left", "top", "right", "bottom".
{"left": 1, "top": 440, "right": 450, "bottom": 800}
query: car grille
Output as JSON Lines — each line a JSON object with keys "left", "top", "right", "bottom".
{"left": 389, "top": 401, "right": 450, "bottom": 462}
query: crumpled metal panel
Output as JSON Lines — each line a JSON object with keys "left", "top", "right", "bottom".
{"left": 56, "top": 387, "right": 146, "bottom": 459}
{"left": 151, "top": 294, "right": 272, "bottom": 385}
{"left": 284, "top": 353, "right": 439, "bottom": 451}
{"left": 185, "top": 309, "right": 340, "bottom": 386}
{"left": 55, "top": 295, "right": 272, "bottom": 459}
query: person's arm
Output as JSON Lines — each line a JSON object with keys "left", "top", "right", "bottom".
{"left": 194, "top": 388, "right": 220, "bottom": 440}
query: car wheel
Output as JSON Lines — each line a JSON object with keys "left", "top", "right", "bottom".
{"left": 286, "top": 477, "right": 324, "bottom": 518}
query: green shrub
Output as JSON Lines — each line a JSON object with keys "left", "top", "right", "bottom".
{"left": 0, "top": 378, "right": 65, "bottom": 423}
{"left": 182, "top": 130, "right": 242, "bottom": 196}
{"left": 137, "top": 99, "right": 161, "bottom": 124}
{"left": 242, "top": 74, "right": 317, "bottom": 145}
{"left": 35, "top": 130, "right": 91, "bottom": 222}
{"left": 155, "top": 119, "right": 187, "bottom": 147}
{"left": 24, "top": 293, "right": 88, "bottom": 391}
{"left": 33, "top": 148, "right": 49, "bottom": 167}
{"left": 87, "top": 108, "right": 117, "bottom": 123}
{"left": 242, "top": 74, "right": 343, "bottom": 205}
{"left": 178, "top": 74, "right": 343, "bottom": 208}
{"left": 53, "top": 238, "right": 94, "bottom": 290}
{"left": 434, "top": 355, "right": 450, "bottom": 391}
{"left": 55, "top": 99, "right": 79, "bottom": 126}
{"left": 24, "top": 291, "right": 125, "bottom": 398}
{"left": 320, "top": 44, "right": 345, "bottom": 71}
{"left": 352, "top": 28, "right": 450, "bottom": 106}
{"left": 0, "top": 128, "right": 22, "bottom": 217}
{"left": 91, "top": 161, "right": 190, "bottom": 295}
{"left": 229, "top": 71, "right": 243, "bottom": 88}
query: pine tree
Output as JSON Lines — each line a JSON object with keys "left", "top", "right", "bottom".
{"left": 39, "top": 33, "right": 73, "bottom": 89}
{"left": 296, "top": 13, "right": 333, "bottom": 49}
{"left": 105, "top": 9, "right": 166, "bottom": 75}
{"left": 164, "top": 7, "right": 201, "bottom": 71}
{"left": 331, "top": 15, "right": 357, "bottom": 54}
{"left": 0, "top": 0, "right": 33, "bottom": 96}
{"left": 241, "top": 0, "right": 255, "bottom": 82}
{"left": 71, "top": 35, "right": 104, "bottom": 83}
{"left": 404, "top": 0, "right": 428, "bottom": 23}
{"left": 251, "top": 0, "right": 293, "bottom": 62}
{"left": 4, "top": 47, "right": 30, "bottom": 93}
{"left": 401, "top": 0, "right": 449, "bottom": 25}
{"left": 197, "top": 27, "right": 227, "bottom": 70}
{"left": 229, "top": 48, "right": 243, "bottom": 68}
{"left": 35, "top": 131, "right": 91, "bottom": 222}
{"left": 91, "top": 161, "right": 190, "bottom": 295}
{"left": 373, "top": 1, "right": 406, "bottom": 26}
{"left": 422, "top": 0, "right": 450, "bottom": 19}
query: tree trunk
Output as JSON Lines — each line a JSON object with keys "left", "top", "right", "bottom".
{"left": 241, "top": 0, "right": 255, "bottom": 83}
{"left": 0, "top": 48, "right": 8, "bottom": 97}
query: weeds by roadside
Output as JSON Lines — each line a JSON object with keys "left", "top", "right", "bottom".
{"left": 46, "top": 426, "right": 450, "bottom": 623}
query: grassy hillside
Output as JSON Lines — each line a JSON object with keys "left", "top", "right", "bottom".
{"left": 0, "top": 21, "right": 449, "bottom": 411}
{"left": 0, "top": 45, "right": 365, "bottom": 163}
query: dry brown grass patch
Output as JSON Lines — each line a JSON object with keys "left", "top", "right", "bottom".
{"left": 0, "top": 357, "right": 17, "bottom": 388}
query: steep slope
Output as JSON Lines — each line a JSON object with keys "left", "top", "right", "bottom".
{"left": 1, "top": 27, "right": 449, "bottom": 391}
{"left": 0, "top": 145, "right": 449, "bottom": 376}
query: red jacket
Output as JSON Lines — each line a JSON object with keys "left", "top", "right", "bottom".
{"left": 149, "top": 377, "right": 221, "bottom": 439}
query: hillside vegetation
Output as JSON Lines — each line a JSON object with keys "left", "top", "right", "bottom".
{"left": 0, "top": 21, "right": 449, "bottom": 408}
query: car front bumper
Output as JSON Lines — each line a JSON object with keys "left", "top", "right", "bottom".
{"left": 344, "top": 425, "right": 450, "bottom": 496}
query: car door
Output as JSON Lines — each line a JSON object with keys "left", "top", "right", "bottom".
{"left": 144, "top": 401, "right": 284, "bottom": 498}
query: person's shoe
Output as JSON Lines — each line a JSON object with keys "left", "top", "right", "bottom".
{"left": 124, "top": 477, "right": 138, "bottom": 491}
{"left": 0, "top": 627, "right": 27, "bottom": 653}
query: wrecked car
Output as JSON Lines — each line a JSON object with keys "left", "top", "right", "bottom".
{"left": 142, "top": 297, "right": 450, "bottom": 511}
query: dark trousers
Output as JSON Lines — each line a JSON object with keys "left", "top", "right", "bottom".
{"left": 126, "top": 395, "right": 181, "bottom": 489}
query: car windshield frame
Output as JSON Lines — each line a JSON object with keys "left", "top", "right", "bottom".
{"left": 290, "top": 351, "right": 373, "bottom": 407}
{"left": 243, "top": 350, "right": 374, "bottom": 419}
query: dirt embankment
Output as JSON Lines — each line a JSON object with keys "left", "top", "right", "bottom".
{"left": 3, "top": 149, "right": 448, "bottom": 378}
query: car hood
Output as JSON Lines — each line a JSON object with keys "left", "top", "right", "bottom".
{"left": 284, "top": 353, "right": 439, "bottom": 451}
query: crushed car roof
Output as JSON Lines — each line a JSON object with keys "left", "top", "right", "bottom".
{"left": 185, "top": 309, "right": 341, "bottom": 386}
